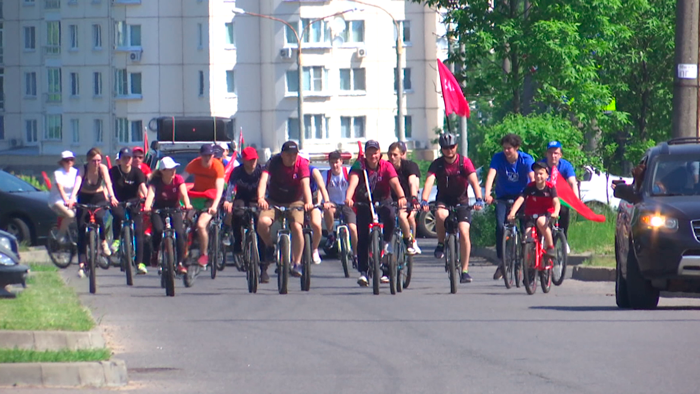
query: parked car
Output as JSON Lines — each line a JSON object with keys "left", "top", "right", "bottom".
{"left": 579, "top": 165, "right": 633, "bottom": 212}
{"left": 0, "top": 229, "right": 30, "bottom": 297}
{"left": 0, "top": 170, "right": 56, "bottom": 245}
{"left": 614, "top": 138, "right": 700, "bottom": 309}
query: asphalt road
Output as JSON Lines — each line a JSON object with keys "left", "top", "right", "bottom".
{"left": 13, "top": 239, "right": 700, "bottom": 394}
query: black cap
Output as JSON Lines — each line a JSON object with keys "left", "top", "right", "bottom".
{"left": 281, "top": 141, "right": 299, "bottom": 153}
{"left": 365, "top": 140, "right": 380, "bottom": 151}
{"left": 117, "top": 147, "right": 132, "bottom": 159}
{"left": 531, "top": 161, "right": 549, "bottom": 173}
{"left": 200, "top": 143, "right": 215, "bottom": 155}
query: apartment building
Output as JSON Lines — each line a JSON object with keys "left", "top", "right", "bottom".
{"left": 0, "top": 0, "right": 447, "bottom": 166}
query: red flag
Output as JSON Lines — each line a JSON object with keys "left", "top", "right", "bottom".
{"left": 437, "top": 59, "right": 470, "bottom": 118}
{"left": 551, "top": 166, "right": 605, "bottom": 223}
{"left": 224, "top": 157, "right": 236, "bottom": 183}
{"left": 41, "top": 171, "right": 52, "bottom": 190}
{"left": 238, "top": 127, "right": 245, "bottom": 149}
{"left": 143, "top": 127, "right": 149, "bottom": 154}
{"left": 106, "top": 156, "right": 112, "bottom": 169}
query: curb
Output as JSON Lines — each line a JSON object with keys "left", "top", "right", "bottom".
{"left": 471, "top": 246, "right": 594, "bottom": 266}
{"left": 0, "top": 359, "right": 128, "bottom": 388}
{"left": 0, "top": 330, "right": 105, "bottom": 351}
{"left": 571, "top": 266, "right": 615, "bottom": 282}
{"left": 19, "top": 250, "right": 52, "bottom": 264}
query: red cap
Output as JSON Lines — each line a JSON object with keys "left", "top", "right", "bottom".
{"left": 241, "top": 147, "right": 258, "bottom": 161}
{"left": 132, "top": 146, "right": 145, "bottom": 153}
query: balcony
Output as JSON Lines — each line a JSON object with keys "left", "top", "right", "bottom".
{"left": 45, "top": 93, "right": 62, "bottom": 103}
{"left": 44, "top": 45, "right": 61, "bottom": 55}
{"left": 112, "top": 0, "right": 141, "bottom": 4}
{"left": 44, "top": 0, "right": 60, "bottom": 9}
{"left": 0, "top": 93, "right": 4, "bottom": 111}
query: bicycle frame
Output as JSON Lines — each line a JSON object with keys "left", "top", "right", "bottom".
{"left": 525, "top": 215, "right": 553, "bottom": 273}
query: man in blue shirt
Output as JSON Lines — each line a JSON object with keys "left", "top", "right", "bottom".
{"left": 484, "top": 133, "right": 535, "bottom": 279}
{"left": 539, "top": 140, "right": 578, "bottom": 238}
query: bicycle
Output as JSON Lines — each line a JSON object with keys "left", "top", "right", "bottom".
{"left": 114, "top": 199, "right": 144, "bottom": 286}
{"left": 520, "top": 214, "right": 562, "bottom": 295}
{"left": 153, "top": 207, "right": 184, "bottom": 297}
{"left": 322, "top": 204, "right": 354, "bottom": 278}
{"left": 75, "top": 203, "right": 110, "bottom": 294}
{"left": 500, "top": 199, "right": 522, "bottom": 290}
{"left": 233, "top": 206, "right": 260, "bottom": 293}
{"left": 388, "top": 204, "right": 415, "bottom": 295}
{"left": 269, "top": 205, "right": 314, "bottom": 294}
{"left": 551, "top": 222, "right": 568, "bottom": 286}
{"left": 182, "top": 204, "right": 225, "bottom": 287}
{"left": 439, "top": 203, "right": 475, "bottom": 294}
{"left": 356, "top": 201, "right": 385, "bottom": 295}
{"left": 46, "top": 215, "right": 78, "bottom": 269}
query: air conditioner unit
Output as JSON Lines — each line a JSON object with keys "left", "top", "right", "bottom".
{"left": 280, "top": 48, "right": 294, "bottom": 59}
{"left": 129, "top": 50, "right": 143, "bottom": 62}
{"left": 10, "top": 139, "right": 23, "bottom": 148}
{"left": 356, "top": 47, "right": 367, "bottom": 58}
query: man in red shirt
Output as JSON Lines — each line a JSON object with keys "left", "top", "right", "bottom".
{"left": 345, "top": 140, "right": 406, "bottom": 287}
{"left": 132, "top": 147, "right": 152, "bottom": 177}
{"left": 257, "top": 141, "right": 313, "bottom": 277}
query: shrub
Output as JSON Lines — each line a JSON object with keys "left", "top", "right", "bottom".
{"left": 470, "top": 205, "right": 497, "bottom": 247}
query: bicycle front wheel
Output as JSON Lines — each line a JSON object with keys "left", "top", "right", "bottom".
{"left": 88, "top": 229, "right": 97, "bottom": 294}
{"left": 46, "top": 226, "right": 74, "bottom": 269}
{"left": 278, "top": 235, "right": 290, "bottom": 295}
{"left": 122, "top": 226, "right": 134, "bottom": 286}
{"left": 523, "top": 242, "right": 537, "bottom": 295}
{"left": 209, "top": 225, "right": 220, "bottom": 280}
{"left": 301, "top": 232, "right": 312, "bottom": 291}
{"left": 246, "top": 232, "right": 259, "bottom": 294}
{"left": 163, "top": 236, "right": 176, "bottom": 297}
{"left": 338, "top": 227, "right": 350, "bottom": 278}
{"left": 371, "top": 229, "right": 381, "bottom": 295}
{"left": 501, "top": 227, "right": 516, "bottom": 289}
{"left": 552, "top": 230, "right": 568, "bottom": 286}
{"left": 446, "top": 236, "right": 458, "bottom": 294}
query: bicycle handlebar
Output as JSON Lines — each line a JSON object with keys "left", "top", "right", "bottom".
{"left": 152, "top": 207, "right": 186, "bottom": 215}
{"left": 75, "top": 203, "right": 110, "bottom": 211}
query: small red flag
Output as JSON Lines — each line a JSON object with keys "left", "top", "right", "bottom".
{"left": 143, "top": 127, "right": 149, "bottom": 153}
{"left": 551, "top": 166, "right": 605, "bottom": 223}
{"left": 41, "top": 171, "right": 52, "bottom": 190}
{"left": 224, "top": 158, "right": 236, "bottom": 183}
{"left": 437, "top": 59, "right": 470, "bottom": 118}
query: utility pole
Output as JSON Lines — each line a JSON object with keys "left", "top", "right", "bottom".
{"left": 672, "top": 0, "right": 699, "bottom": 139}
{"left": 459, "top": 43, "right": 468, "bottom": 157}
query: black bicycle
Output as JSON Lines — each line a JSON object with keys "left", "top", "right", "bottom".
{"left": 183, "top": 205, "right": 225, "bottom": 287}
{"left": 500, "top": 199, "right": 522, "bottom": 290}
{"left": 269, "top": 205, "right": 314, "bottom": 294}
{"left": 75, "top": 203, "right": 110, "bottom": 294}
{"left": 234, "top": 206, "right": 260, "bottom": 293}
{"left": 115, "top": 199, "right": 143, "bottom": 286}
{"left": 355, "top": 202, "right": 386, "bottom": 295}
{"left": 440, "top": 203, "right": 475, "bottom": 294}
{"left": 153, "top": 207, "right": 184, "bottom": 297}
{"left": 46, "top": 216, "right": 78, "bottom": 269}
{"left": 388, "top": 204, "right": 416, "bottom": 294}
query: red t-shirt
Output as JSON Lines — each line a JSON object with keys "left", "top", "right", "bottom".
{"left": 139, "top": 163, "right": 152, "bottom": 177}
{"left": 521, "top": 181, "right": 557, "bottom": 215}
{"left": 264, "top": 154, "right": 310, "bottom": 203}
{"left": 351, "top": 159, "right": 398, "bottom": 202}
{"left": 152, "top": 174, "right": 184, "bottom": 208}
{"left": 427, "top": 155, "right": 476, "bottom": 202}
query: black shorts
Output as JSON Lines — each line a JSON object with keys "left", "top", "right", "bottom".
{"left": 525, "top": 212, "right": 551, "bottom": 228}
{"left": 435, "top": 197, "right": 471, "bottom": 224}
{"left": 332, "top": 203, "right": 356, "bottom": 225}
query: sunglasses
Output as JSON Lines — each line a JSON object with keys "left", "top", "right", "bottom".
{"left": 442, "top": 145, "right": 458, "bottom": 150}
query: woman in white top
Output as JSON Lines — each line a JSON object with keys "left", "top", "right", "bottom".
{"left": 48, "top": 151, "right": 79, "bottom": 239}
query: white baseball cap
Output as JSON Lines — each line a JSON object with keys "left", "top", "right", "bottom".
{"left": 158, "top": 156, "right": 180, "bottom": 170}
{"left": 216, "top": 142, "right": 229, "bottom": 150}
{"left": 61, "top": 150, "right": 75, "bottom": 159}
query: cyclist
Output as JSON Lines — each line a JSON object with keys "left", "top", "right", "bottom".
{"left": 300, "top": 151, "right": 332, "bottom": 265}
{"left": 483, "top": 133, "right": 535, "bottom": 280}
{"left": 143, "top": 157, "right": 193, "bottom": 275}
{"left": 387, "top": 141, "right": 422, "bottom": 255}
{"left": 48, "top": 151, "right": 79, "bottom": 243}
{"left": 538, "top": 141, "right": 577, "bottom": 238}
{"left": 421, "top": 133, "right": 484, "bottom": 283}
{"left": 507, "top": 162, "right": 560, "bottom": 258}
{"left": 323, "top": 150, "right": 358, "bottom": 267}
{"left": 217, "top": 142, "right": 238, "bottom": 168}
{"left": 132, "top": 147, "right": 151, "bottom": 177}
{"left": 344, "top": 140, "right": 406, "bottom": 287}
{"left": 223, "top": 147, "right": 267, "bottom": 281}
{"left": 73, "top": 148, "right": 119, "bottom": 278}
{"left": 185, "top": 143, "right": 225, "bottom": 268}
{"left": 109, "top": 148, "right": 148, "bottom": 274}
{"left": 257, "top": 141, "right": 313, "bottom": 277}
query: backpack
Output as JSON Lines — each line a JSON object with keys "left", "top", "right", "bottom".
{"left": 326, "top": 167, "right": 349, "bottom": 186}
{"left": 437, "top": 154, "right": 472, "bottom": 178}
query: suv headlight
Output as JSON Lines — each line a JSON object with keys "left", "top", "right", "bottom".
{"left": 640, "top": 214, "right": 678, "bottom": 230}
{"left": 0, "top": 235, "right": 13, "bottom": 252}
{"left": 0, "top": 252, "right": 15, "bottom": 266}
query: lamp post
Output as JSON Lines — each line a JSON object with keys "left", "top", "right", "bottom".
{"left": 232, "top": 7, "right": 360, "bottom": 150}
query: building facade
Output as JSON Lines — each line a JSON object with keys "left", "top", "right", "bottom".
{"left": 0, "top": 0, "right": 447, "bottom": 165}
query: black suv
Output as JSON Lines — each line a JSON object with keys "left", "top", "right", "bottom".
{"left": 614, "top": 138, "right": 700, "bottom": 309}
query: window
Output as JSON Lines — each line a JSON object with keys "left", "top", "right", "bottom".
{"left": 130, "top": 25, "right": 141, "bottom": 46}
{"left": 47, "top": 68, "right": 61, "bottom": 102}
{"left": 394, "top": 115, "right": 413, "bottom": 139}
{"left": 341, "top": 20, "right": 364, "bottom": 44}
{"left": 25, "top": 72, "right": 37, "bottom": 96}
{"left": 394, "top": 21, "right": 411, "bottom": 44}
{"left": 45, "top": 0, "right": 60, "bottom": 9}
{"left": 286, "top": 67, "right": 327, "bottom": 93}
{"left": 287, "top": 115, "right": 329, "bottom": 140}
{"left": 93, "top": 72, "right": 102, "bottom": 96}
{"left": 46, "top": 21, "right": 60, "bottom": 54}
{"left": 45, "top": 114, "right": 62, "bottom": 140}
{"left": 285, "top": 70, "right": 298, "bottom": 93}
{"left": 70, "top": 72, "right": 79, "bottom": 96}
{"left": 71, "top": 119, "right": 79, "bottom": 144}
{"left": 24, "top": 26, "right": 36, "bottom": 50}
{"left": 115, "top": 22, "right": 141, "bottom": 48}
{"left": 24, "top": 0, "right": 36, "bottom": 5}
{"left": 92, "top": 24, "right": 102, "bottom": 48}
{"left": 225, "top": 22, "right": 235, "bottom": 46}
{"left": 69, "top": 25, "right": 78, "bottom": 49}
{"left": 130, "top": 120, "right": 143, "bottom": 142}
{"left": 341, "top": 116, "right": 365, "bottom": 139}
{"left": 197, "top": 23, "right": 203, "bottom": 48}
{"left": 25, "top": 119, "right": 38, "bottom": 143}
{"left": 226, "top": 70, "right": 235, "bottom": 94}
{"left": 115, "top": 69, "right": 127, "bottom": 95}
{"left": 0, "top": 23, "right": 3, "bottom": 63}
{"left": 93, "top": 119, "right": 103, "bottom": 144}
{"left": 0, "top": 116, "right": 3, "bottom": 140}
{"left": 339, "top": 68, "right": 366, "bottom": 92}
{"left": 115, "top": 118, "right": 128, "bottom": 143}
{"left": 198, "top": 70, "right": 204, "bottom": 96}
{"left": 286, "top": 19, "right": 330, "bottom": 45}
{"left": 0, "top": 69, "right": 3, "bottom": 110}
{"left": 394, "top": 68, "right": 412, "bottom": 91}
{"left": 130, "top": 72, "right": 141, "bottom": 95}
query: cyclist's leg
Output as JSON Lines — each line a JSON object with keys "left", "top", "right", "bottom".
{"left": 150, "top": 212, "right": 165, "bottom": 264}
{"left": 256, "top": 199, "right": 275, "bottom": 256}
{"left": 231, "top": 199, "right": 245, "bottom": 253}
{"left": 323, "top": 205, "right": 336, "bottom": 235}
{"left": 94, "top": 207, "right": 109, "bottom": 253}
{"left": 131, "top": 206, "right": 144, "bottom": 265}
{"left": 196, "top": 201, "right": 213, "bottom": 262}
{"left": 51, "top": 203, "right": 75, "bottom": 236}
{"left": 343, "top": 206, "right": 358, "bottom": 255}
{"left": 111, "top": 205, "right": 126, "bottom": 244}
{"left": 397, "top": 208, "right": 411, "bottom": 242}
{"left": 434, "top": 204, "right": 449, "bottom": 243}
{"left": 290, "top": 201, "right": 305, "bottom": 267}
{"left": 76, "top": 206, "right": 88, "bottom": 263}
{"left": 171, "top": 212, "right": 187, "bottom": 264}
{"left": 457, "top": 206, "right": 473, "bottom": 272}
{"left": 310, "top": 207, "right": 323, "bottom": 253}
{"left": 494, "top": 200, "right": 509, "bottom": 260}
{"left": 537, "top": 215, "right": 554, "bottom": 249}
{"left": 355, "top": 204, "right": 371, "bottom": 276}
{"left": 559, "top": 205, "right": 570, "bottom": 238}
{"left": 378, "top": 200, "right": 395, "bottom": 244}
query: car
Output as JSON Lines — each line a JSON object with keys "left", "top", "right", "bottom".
{"left": 579, "top": 165, "right": 633, "bottom": 212}
{"left": 613, "top": 137, "right": 700, "bottom": 309}
{"left": 0, "top": 170, "right": 57, "bottom": 245}
{"left": 0, "top": 229, "right": 30, "bottom": 298}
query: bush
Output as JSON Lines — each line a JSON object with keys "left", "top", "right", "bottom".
{"left": 470, "top": 205, "right": 497, "bottom": 247}
{"left": 15, "top": 174, "right": 49, "bottom": 191}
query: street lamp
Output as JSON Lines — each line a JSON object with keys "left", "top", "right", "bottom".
{"left": 232, "top": 7, "right": 361, "bottom": 150}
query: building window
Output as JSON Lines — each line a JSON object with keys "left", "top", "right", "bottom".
{"left": 286, "top": 19, "right": 330, "bottom": 45}
{"left": 69, "top": 24, "right": 78, "bottom": 49}
{"left": 394, "top": 115, "right": 413, "bottom": 139}
{"left": 115, "top": 118, "right": 128, "bottom": 143}
{"left": 93, "top": 72, "right": 102, "bottom": 96}
{"left": 24, "top": 26, "right": 36, "bottom": 50}
{"left": 0, "top": 116, "right": 3, "bottom": 140}
{"left": 225, "top": 22, "right": 235, "bottom": 46}
{"left": 285, "top": 70, "right": 298, "bottom": 93}
{"left": 226, "top": 70, "right": 235, "bottom": 94}
{"left": 394, "top": 68, "right": 412, "bottom": 91}
{"left": 339, "top": 68, "right": 365, "bottom": 92}
{"left": 47, "top": 67, "right": 61, "bottom": 102}
{"left": 130, "top": 72, "right": 142, "bottom": 95}
{"left": 340, "top": 116, "right": 365, "bottom": 139}
{"left": 115, "top": 70, "right": 142, "bottom": 96}
{"left": 131, "top": 120, "right": 143, "bottom": 142}
{"left": 45, "top": 0, "right": 60, "bottom": 9}
{"left": 46, "top": 21, "right": 61, "bottom": 54}
{"left": 25, "top": 72, "right": 37, "bottom": 96}
{"left": 287, "top": 115, "right": 329, "bottom": 140}
{"left": 197, "top": 23, "right": 203, "bottom": 48}
{"left": 70, "top": 72, "right": 79, "bottom": 96}
{"left": 25, "top": 119, "right": 38, "bottom": 143}
{"left": 0, "top": 23, "right": 3, "bottom": 63}
{"left": 45, "top": 114, "right": 62, "bottom": 140}
{"left": 394, "top": 21, "right": 411, "bottom": 45}
{"left": 92, "top": 24, "right": 102, "bottom": 49}
{"left": 71, "top": 119, "right": 80, "bottom": 144}
{"left": 24, "top": 0, "right": 36, "bottom": 5}
{"left": 115, "top": 22, "right": 141, "bottom": 48}
{"left": 198, "top": 70, "right": 205, "bottom": 96}
{"left": 94, "top": 119, "right": 103, "bottom": 144}
{"left": 286, "top": 67, "right": 327, "bottom": 93}
{"left": 341, "top": 20, "right": 364, "bottom": 44}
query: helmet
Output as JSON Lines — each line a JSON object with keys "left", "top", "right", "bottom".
{"left": 439, "top": 133, "right": 457, "bottom": 148}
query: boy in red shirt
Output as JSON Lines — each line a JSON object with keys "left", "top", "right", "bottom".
{"left": 507, "top": 162, "right": 560, "bottom": 258}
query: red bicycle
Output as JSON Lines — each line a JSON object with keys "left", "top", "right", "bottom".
{"left": 520, "top": 214, "right": 554, "bottom": 295}
{"left": 75, "top": 203, "right": 110, "bottom": 294}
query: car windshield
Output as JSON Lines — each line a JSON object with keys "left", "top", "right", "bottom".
{"left": 157, "top": 151, "right": 200, "bottom": 183}
{"left": 0, "top": 171, "right": 39, "bottom": 193}
{"left": 650, "top": 156, "right": 700, "bottom": 196}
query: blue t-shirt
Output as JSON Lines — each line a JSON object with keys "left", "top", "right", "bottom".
{"left": 538, "top": 157, "right": 575, "bottom": 179}
{"left": 309, "top": 165, "right": 318, "bottom": 193}
{"left": 490, "top": 151, "right": 535, "bottom": 198}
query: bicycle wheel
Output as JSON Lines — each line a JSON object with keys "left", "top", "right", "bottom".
{"left": 163, "top": 236, "right": 176, "bottom": 297}
{"left": 514, "top": 231, "right": 523, "bottom": 288}
{"left": 209, "top": 225, "right": 220, "bottom": 280}
{"left": 122, "top": 226, "right": 134, "bottom": 286}
{"left": 388, "top": 245, "right": 397, "bottom": 295}
{"left": 446, "top": 236, "right": 458, "bottom": 294}
{"left": 88, "top": 230, "right": 97, "bottom": 294}
{"left": 246, "top": 233, "right": 258, "bottom": 294}
{"left": 523, "top": 242, "right": 537, "bottom": 295}
{"left": 395, "top": 238, "right": 403, "bottom": 293}
{"left": 540, "top": 265, "right": 552, "bottom": 293}
{"left": 501, "top": 227, "right": 515, "bottom": 289}
{"left": 552, "top": 230, "right": 568, "bottom": 286}
{"left": 371, "top": 229, "right": 381, "bottom": 295}
{"left": 301, "top": 232, "right": 312, "bottom": 291}
{"left": 402, "top": 254, "right": 413, "bottom": 289}
{"left": 46, "top": 226, "right": 74, "bottom": 269}
{"left": 278, "top": 235, "right": 290, "bottom": 295}
{"left": 338, "top": 227, "right": 350, "bottom": 278}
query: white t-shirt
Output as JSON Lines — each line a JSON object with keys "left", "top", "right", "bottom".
{"left": 326, "top": 170, "right": 348, "bottom": 205}
{"left": 49, "top": 167, "right": 79, "bottom": 205}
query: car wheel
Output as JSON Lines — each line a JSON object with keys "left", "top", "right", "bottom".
{"left": 417, "top": 210, "right": 437, "bottom": 238}
{"left": 625, "top": 242, "right": 659, "bottom": 310}
{"left": 614, "top": 238, "right": 630, "bottom": 308}
{"left": 3, "top": 217, "right": 31, "bottom": 245}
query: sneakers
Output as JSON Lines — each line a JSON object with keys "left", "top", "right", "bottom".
{"left": 493, "top": 266, "right": 503, "bottom": 280}
{"left": 405, "top": 238, "right": 417, "bottom": 255}
{"left": 101, "top": 240, "right": 111, "bottom": 257}
{"left": 77, "top": 263, "right": 86, "bottom": 278}
{"left": 312, "top": 249, "right": 322, "bottom": 265}
{"left": 545, "top": 246, "right": 557, "bottom": 259}
{"left": 324, "top": 233, "right": 336, "bottom": 250}
{"left": 383, "top": 242, "right": 393, "bottom": 256}
{"left": 176, "top": 263, "right": 188, "bottom": 275}
{"left": 290, "top": 264, "right": 302, "bottom": 278}
{"left": 197, "top": 254, "right": 209, "bottom": 268}
{"left": 460, "top": 272, "right": 473, "bottom": 283}
{"left": 357, "top": 273, "right": 369, "bottom": 287}
{"left": 222, "top": 232, "right": 231, "bottom": 246}
{"left": 380, "top": 275, "right": 390, "bottom": 284}
{"left": 260, "top": 266, "right": 270, "bottom": 283}
{"left": 566, "top": 241, "right": 571, "bottom": 254}
{"left": 137, "top": 263, "right": 148, "bottom": 275}
{"left": 434, "top": 243, "right": 444, "bottom": 259}
{"left": 111, "top": 239, "right": 121, "bottom": 254}
{"left": 412, "top": 239, "right": 422, "bottom": 254}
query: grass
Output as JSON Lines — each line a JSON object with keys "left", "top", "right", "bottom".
{"left": 583, "top": 255, "right": 616, "bottom": 268}
{"left": 0, "top": 348, "right": 111, "bottom": 363}
{"left": 0, "top": 264, "right": 94, "bottom": 331}
{"left": 567, "top": 212, "right": 616, "bottom": 256}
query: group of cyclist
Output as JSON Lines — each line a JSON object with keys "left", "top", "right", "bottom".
{"left": 48, "top": 131, "right": 574, "bottom": 288}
